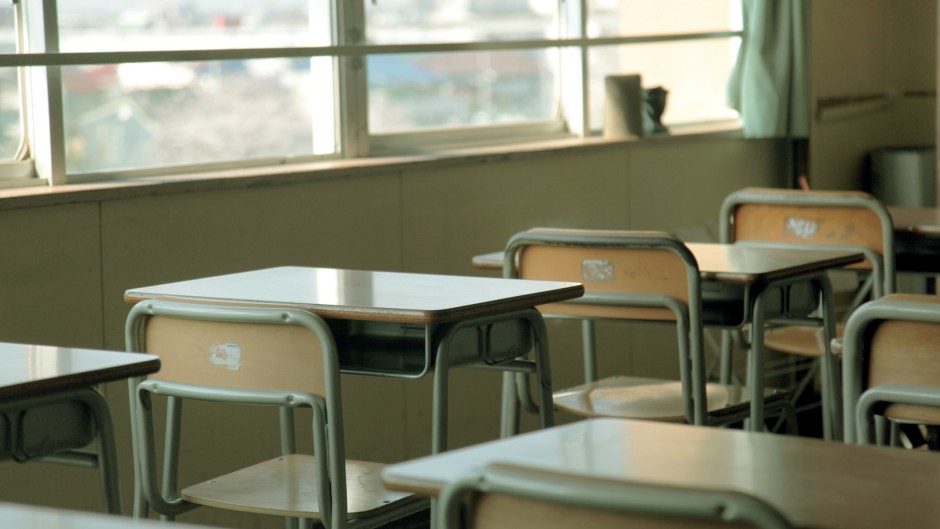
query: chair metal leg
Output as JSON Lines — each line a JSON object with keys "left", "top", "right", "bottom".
{"left": 161, "top": 396, "right": 183, "bottom": 522}
{"left": 720, "top": 330, "right": 734, "bottom": 385}
{"left": 581, "top": 319, "right": 597, "bottom": 384}
{"left": 128, "top": 378, "right": 148, "bottom": 518}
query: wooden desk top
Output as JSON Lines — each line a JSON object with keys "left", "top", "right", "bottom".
{"left": 688, "top": 243, "right": 862, "bottom": 284}
{"left": 382, "top": 418, "right": 940, "bottom": 529}
{"left": 125, "top": 266, "right": 584, "bottom": 325}
{"left": 0, "top": 343, "right": 160, "bottom": 400}
{"left": 889, "top": 206, "right": 940, "bottom": 236}
{"left": 473, "top": 243, "right": 864, "bottom": 286}
{"left": 0, "top": 502, "right": 207, "bottom": 528}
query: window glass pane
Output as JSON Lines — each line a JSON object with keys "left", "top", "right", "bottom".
{"left": 589, "top": 38, "right": 739, "bottom": 132}
{"left": 0, "top": 67, "right": 19, "bottom": 159}
{"left": 58, "top": 0, "right": 318, "bottom": 51}
{"left": 588, "top": 0, "right": 741, "bottom": 38}
{"left": 369, "top": 50, "right": 558, "bottom": 134}
{"left": 366, "top": 0, "right": 558, "bottom": 44}
{"left": 62, "top": 58, "right": 330, "bottom": 174}
{"left": 0, "top": 3, "right": 20, "bottom": 160}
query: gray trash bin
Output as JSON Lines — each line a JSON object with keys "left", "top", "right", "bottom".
{"left": 869, "top": 146, "right": 936, "bottom": 207}
{"left": 869, "top": 145, "right": 937, "bottom": 293}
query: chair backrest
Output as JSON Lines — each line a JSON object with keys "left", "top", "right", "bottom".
{"left": 504, "top": 228, "right": 707, "bottom": 423}
{"left": 842, "top": 294, "right": 940, "bottom": 444}
{"left": 504, "top": 228, "right": 700, "bottom": 323}
{"left": 719, "top": 187, "right": 895, "bottom": 298}
{"left": 141, "top": 302, "right": 326, "bottom": 397}
{"left": 125, "top": 300, "right": 348, "bottom": 522}
{"left": 439, "top": 463, "right": 794, "bottom": 529}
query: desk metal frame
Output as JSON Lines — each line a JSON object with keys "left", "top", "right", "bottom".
{"left": 0, "top": 344, "right": 160, "bottom": 515}
{"left": 124, "top": 267, "right": 582, "bottom": 456}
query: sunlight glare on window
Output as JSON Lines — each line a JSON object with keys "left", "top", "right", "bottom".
{"left": 0, "top": 3, "right": 21, "bottom": 160}
{"left": 56, "top": 1, "right": 336, "bottom": 174}
{"left": 366, "top": 0, "right": 560, "bottom": 134}
{"left": 57, "top": 0, "right": 316, "bottom": 51}
{"left": 587, "top": 0, "right": 742, "bottom": 38}
{"left": 62, "top": 59, "right": 318, "bottom": 173}
{"left": 589, "top": 39, "right": 739, "bottom": 131}
{"left": 368, "top": 49, "right": 559, "bottom": 134}
{"left": 588, "top": 1, "right": 741, "bottom": 132}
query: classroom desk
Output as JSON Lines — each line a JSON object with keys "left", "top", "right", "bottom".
{"left": 0, "top": 501, "right": 208, "bottom": 528}
{"left": 0, "top": 343, "right": 160, "bottom": 514}
{"left": 382, "top": 418, "right": 940, "bottom": 529}
{"left": 889, "top": 206, "right": 940, "bottom": 274}
{"left": 124, "top": 266, "right": 584, "bottom": 453}
{"left": 474, "top": 243, "right": 864, "bottom": 436}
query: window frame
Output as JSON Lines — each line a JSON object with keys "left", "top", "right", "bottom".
{"left": 0, "top": 0, "right": 743, "bottom": 186}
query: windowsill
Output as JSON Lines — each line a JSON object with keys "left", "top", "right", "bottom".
{"left": 0, "top": 122, "right": 743, "bottom": 211}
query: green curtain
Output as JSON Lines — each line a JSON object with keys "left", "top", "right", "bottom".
{"left": 727, "top": 0, "right": 809, "bottom": 138}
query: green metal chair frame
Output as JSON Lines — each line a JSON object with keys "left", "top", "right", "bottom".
{"left": 125, "top": 299, "right": 427, "bottom": 529}
{"left": 719, "top": 187, "right": 895, "bottom": 440}
{"left": 843, "top": 295, "right": 940, "bottom": 445}
{"left": 502, "top": 228, "right": 794, "bottom": 430}
{"left": 438, "top": 463, "right": 794, "bottom": 529}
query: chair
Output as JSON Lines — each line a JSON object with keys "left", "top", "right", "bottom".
{"left": 124, "top": 300, "right": 427, "bottom": 528}
{"left": 843, "top": 294, "right": 940, "bottom": 446}
{"left": 719, "top": 187, "right": 895, "bottom": 439}
{"left": 504, "top": 228, "right": 794, "bottom": 430}
{"left": 438, "top": 462, "right": 794, "bottom": 529}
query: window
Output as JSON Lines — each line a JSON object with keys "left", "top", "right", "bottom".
{"left": 57, "top": 0, "right": 333, "bottom": 176}
{"left": 0, "top": 0, "right": 741, "bottom": 185}
{"left": 365, "top": 0, "right": 560, "bottom": 134}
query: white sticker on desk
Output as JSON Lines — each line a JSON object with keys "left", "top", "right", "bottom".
{"left": 582, "top": 260, "right": 615, "bottom": 283}
{"left": 785, "top": 216, "right": 819, "bottom": 240}
{"left": 209, "top": 343, "right": 242, "bottom": 370}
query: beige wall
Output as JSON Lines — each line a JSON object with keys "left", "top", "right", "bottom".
{"left": 0, "top": 135, "right": 785, "bottom": 527}
{"left": 809, "top": 0, "right": 937, "bottom": 190}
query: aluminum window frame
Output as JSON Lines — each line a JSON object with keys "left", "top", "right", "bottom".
{"left": 0, "top": 0, "right": 743, "bottom": 186}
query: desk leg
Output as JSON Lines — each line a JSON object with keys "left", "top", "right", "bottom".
{"left": 500, "top": 310, "right": 555, "bottom": 437}
{"left": 10, "top": 388, "right": 123, "bottom": 515}
{"left": 530, "top": 312, "right": 555, "bottom": 431}
{"left": 436, "top": 309, "right": 554, "bottom": 451}
{"left": 499, "top": 372, "right": 519, "bottom": 438}
{"left": 816, "top": 275, "right": 842, "bottom": 441}
{"left": 746, "top": 274, "right": 841, "bottom": 439}
{"left": 431, "top": 343, "right": 450, "bottom": 454}
{"left": 746, "top": 294, "right": 768, "bottom": 432}
{"left": 80, "top": 388, "right": 122, "bottom": 515}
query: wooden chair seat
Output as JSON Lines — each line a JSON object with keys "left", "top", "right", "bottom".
{"left": 553, "top": 376, "right": 788, "bottom": 423}
{"left": 764, "top": 323, "right": 846, "bottom": 358}
{"left": 183, "top": 455, "right": 418, "bottom": 519}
